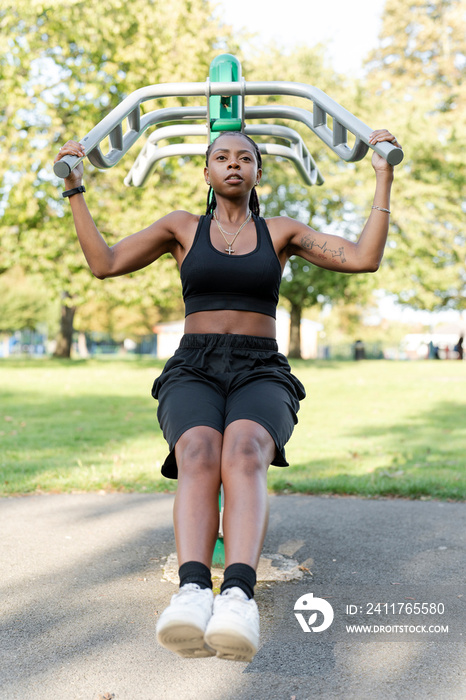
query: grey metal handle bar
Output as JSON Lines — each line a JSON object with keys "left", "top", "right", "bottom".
{"left": 125, "top": 141, "right": 322, "bottom": 188}
{"left": 53, "top": 83, "right": 208, "bottom": 178}
{"left": 243, "top": 82, "right": 403, "bottom": 166}
{"left": 53, "top": 79, "right": 403, "bottom": 178}
{"left": 125, "top": 122, "right": 324, "bottom": 187}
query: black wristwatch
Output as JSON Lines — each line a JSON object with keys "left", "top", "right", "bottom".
{"left": 62, "top": 185, "right": 86, "bottom": 198}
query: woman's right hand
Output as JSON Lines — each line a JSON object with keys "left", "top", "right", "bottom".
{"left": 54, "top": 140, "right": 86, "bottom": 189}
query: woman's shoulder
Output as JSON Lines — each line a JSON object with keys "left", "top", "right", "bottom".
{"left": 157, "top": 210, "right": 201, "bottom": 236}
{"left": 264, "top": 215, "right": 319, "bottom": 258}
{"left": 162, "top": 210, "right": 201, "bottom": 226}
{"left": 159, "top": 211, "right": 206, "bottom": 249}
{"left": 264, "top": 214, "right": 302, "bottom": 226}
{"left": 263, "top": 215, "right": 309, "bottom": 237}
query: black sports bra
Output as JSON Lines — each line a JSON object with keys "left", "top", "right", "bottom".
{"left": 180, "top": 214, "right": 282, "bottom": 318}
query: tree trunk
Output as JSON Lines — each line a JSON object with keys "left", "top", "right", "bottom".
{"left": 53, "top": 298, "right": 76, "bottom": 358}
{"left": 288, "top": 302, "right": 302, "bottom": 359}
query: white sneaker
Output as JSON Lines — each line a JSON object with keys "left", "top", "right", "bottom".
{"left": 204, "top": 587, "right": 260, "bottom": 662}
{"left": 156, "top": 583, "right": 215, "bottom": 658}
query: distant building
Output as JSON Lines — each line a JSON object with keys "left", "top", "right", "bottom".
{"left": 151, "top": 320, "right": 186, "bottom": 359}
{"left": 401, "top": 324, "right": 465, "bottom": 360}
{"left": 153, "top": 308, "right": 322, "bottom": 359}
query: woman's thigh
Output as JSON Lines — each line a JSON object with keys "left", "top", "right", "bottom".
{"left": 157, "top": 375, "right": 225, "bottom": 453}
{"left": 224, "top": 373, "right": 301, "bottom": 467}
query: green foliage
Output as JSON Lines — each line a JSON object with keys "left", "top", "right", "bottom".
{"left": 260, "top": 171, "right": 372, "bottom": 316}
{"left": 1, "top": 0, "right": 465, "bottom": 346}
{"left": 362, "top": 0, "right": 466, "bottom": 311}
{"left": 0, "top": 268, "right": 56, "bottom": 331}
{"left": 0, "top": 0, "right": 234, "bottom": 334}
{"left": 244, "top": 46, "right": 378, "bottom": 355}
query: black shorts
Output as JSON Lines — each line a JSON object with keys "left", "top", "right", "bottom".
{"left": 151, "top": 333, "right": 306, "bottom": 479}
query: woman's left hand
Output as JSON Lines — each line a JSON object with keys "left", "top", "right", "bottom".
{"left": 368, "top": 129, "right": 402, "bottom": 173}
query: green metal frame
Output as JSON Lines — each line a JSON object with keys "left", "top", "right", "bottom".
{"left": 212, "top": 489, "right": 225, "bottom": 568}
{"left": 209, "top": 56, "right": 240, "bottom": 567}
{"left": 208, "top": 54, "right": 243, "bottom": 140}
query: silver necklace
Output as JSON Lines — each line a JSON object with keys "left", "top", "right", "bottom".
{"left": 213, "top": 210, "right": 252, "bottom": 255}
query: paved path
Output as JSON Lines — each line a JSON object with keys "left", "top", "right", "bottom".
{"left": 1, "top": 493, "right": 465, "bottom": 700}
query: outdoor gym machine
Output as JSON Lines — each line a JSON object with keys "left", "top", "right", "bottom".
{"left": 54, "top": 53, "right": 403, "bottom": 185}
{"left": 54, "top": 54, "right": 403, "bottom": 567}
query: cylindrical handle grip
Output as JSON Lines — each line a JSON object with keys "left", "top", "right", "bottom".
{"left": 53, "top": 154, "right": 83, "bottom": 179}
{"left": 373, "top": 140, "right": 404, "bottom": 166}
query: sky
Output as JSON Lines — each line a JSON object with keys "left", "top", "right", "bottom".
{"left": 215, "top": 0, "right": 387, "bottom": 76}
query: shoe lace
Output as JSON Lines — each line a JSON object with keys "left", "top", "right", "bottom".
{"left": 174, "top": 583, "right": 211, "bottom": 606}
{"left": 217, "top": 587, "right": 258, "bottom": 620}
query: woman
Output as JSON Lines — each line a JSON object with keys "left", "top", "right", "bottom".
{"left": 55, "top": 127, "right": 401, "bottom": 662}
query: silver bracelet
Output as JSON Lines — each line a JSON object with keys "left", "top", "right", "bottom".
{"left": 372, "top": 205, "right": 391, "bottom": 214}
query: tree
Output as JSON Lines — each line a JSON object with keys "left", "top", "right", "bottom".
{"left": 0, "top": 0, "right": 236, "bottom": 355}
{"left": 0, "top": 268, "right": 56, "bottom": 332}
{"left": 362, "top": 0, "right": 466, "bottom": 312}
{"left": 244, "top": 46, "right": 378, "bottom": 356}
{"left": 259, "top": 172, "right": 372, "bottom": 357}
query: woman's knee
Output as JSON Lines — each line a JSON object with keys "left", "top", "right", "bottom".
{"left": 175, "top": 426, "right": 222, "bottom": 480}
{"left": 222, "top": 421, "right": 274, "bottom": 477}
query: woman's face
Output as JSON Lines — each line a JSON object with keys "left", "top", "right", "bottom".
{"left": 204, "top": 133, "right": 262, "bottom": 197}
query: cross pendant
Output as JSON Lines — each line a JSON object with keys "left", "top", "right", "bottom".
{"left": 225, "top": 245, "right": 235, "bottom": 255}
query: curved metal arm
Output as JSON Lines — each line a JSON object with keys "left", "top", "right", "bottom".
{"left": 245, "top": 106, "right": 369, "bottom": 163}
{"left": 86, "top": 107, "right": 206, "bottom": 170}
{"left": 124, "top": 122, "right": 324, "bottom": 187}
{"left": 53, "top": 83, "right": 209, "bottom": 178}
{"left": 243, "top": 81, "right": 402, "bottom": 166}
{"left": 54, "top": 78, "right": 403, "bottom": 181}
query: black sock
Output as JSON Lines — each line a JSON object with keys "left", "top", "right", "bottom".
{"left": 220, "top": 563, "right": 256, "bottom": 599}
{"left": 178, "top": 561, "right": 212, "bottom": 590}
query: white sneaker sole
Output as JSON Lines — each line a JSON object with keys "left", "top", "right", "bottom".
{"left": 205, "top": 621, "right": 258, "bottom": 663}
{"left": 157, "top": 620, "right": 216, "bottom": 658}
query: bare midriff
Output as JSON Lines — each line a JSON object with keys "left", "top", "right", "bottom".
{"left": 183, "top": 309, "right": 276, "bottom": 338}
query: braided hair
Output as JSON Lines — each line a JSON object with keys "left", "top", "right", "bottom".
{"left": 205, "top": 132, "right": 262, "bottom": 217}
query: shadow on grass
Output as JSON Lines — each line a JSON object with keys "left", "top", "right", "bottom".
{"left": 2, "top": 360, "right": 465, "bottom": 499}
{"left": 0, "top": 384, "right": 173, "bottom": 494}
{"left": 348, "top": 398, "right": 465, "bottom": 448}
{"left": 0, "top": 356, "right": 165, "bottom": 369}
{"left": 1, "top": 387, "right": 158, "bottom": 446}
{"left": 270, "top": 398, "right": 466, "bottom": 501}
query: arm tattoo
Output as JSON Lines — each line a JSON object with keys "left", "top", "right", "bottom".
{"left": 301, "top": 234, "right": 346, "bottom": 264}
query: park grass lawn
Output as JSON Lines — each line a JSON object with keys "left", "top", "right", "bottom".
{"left": 1, "top": 357, "right": 465, "bottom": 500}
